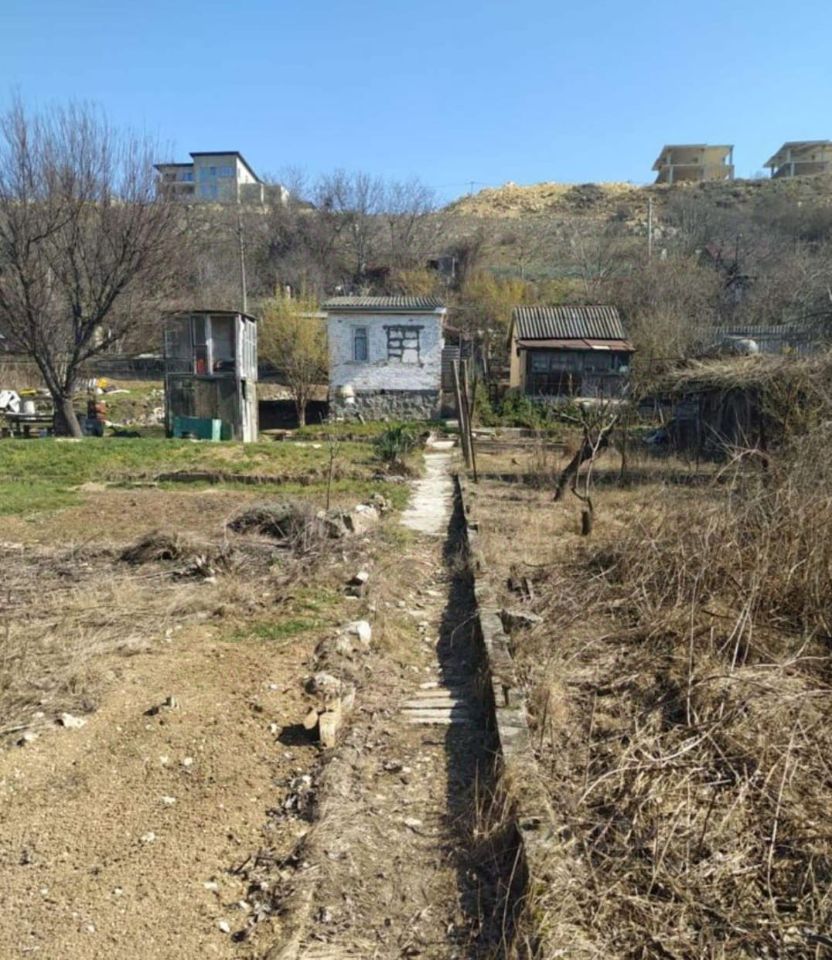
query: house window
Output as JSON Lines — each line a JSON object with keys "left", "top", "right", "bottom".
{"left": 385, "top": 325, "right": 421, "bottom": 363}
{"left": 353, "top": 327, "right": 368, "bottom": 362}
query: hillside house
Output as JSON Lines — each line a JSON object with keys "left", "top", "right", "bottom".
{"left": 324, "top": 296, "right": 446, "bottom": 420}
{"left": 653, "top": 144, "right": 734, "bottom": 184}
{"left": 154, "top": 151, "right": 277, "bottom": 204}
{"left": 163, "top": 310, "right": 258, "bottom": 441}
{"left": 508, "top": 305, "right": 633, "bottom": 399}
{"left": 765, "top": 141, "right": 832, "bottom": 178}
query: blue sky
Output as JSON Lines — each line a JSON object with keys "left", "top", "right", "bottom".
{"left": 2, "top": 0, "right": 831, "bottom": 201}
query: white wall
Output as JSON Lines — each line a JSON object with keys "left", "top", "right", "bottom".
{"left": 328, "top": 311, "right": 444, "bottom": 393}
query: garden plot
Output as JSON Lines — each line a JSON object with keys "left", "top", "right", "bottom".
{"left": 468, "top": 437, "right": 832, "bottom": 959}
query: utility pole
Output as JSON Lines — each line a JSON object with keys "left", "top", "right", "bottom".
{"left": 236, "top": 182, "right": 248, "bottom": 314}
{"left": 647, "top": 196, "right": 654, "bottom": 261}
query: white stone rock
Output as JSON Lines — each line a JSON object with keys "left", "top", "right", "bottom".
{"left": 344, "top": 620, "right": 372, "bottom": 648}
{"left": 58, "top": 713, "right": 87, "bottom": 730}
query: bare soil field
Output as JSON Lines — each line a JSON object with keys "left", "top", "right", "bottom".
{"left": 0, "top": 435, "right": 420, "bottom": 959}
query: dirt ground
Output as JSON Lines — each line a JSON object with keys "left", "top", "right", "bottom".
{"left": 0, "top": 626, "right": 317, "bottom": 959}
{"left": 0, "top": 439, "right": 516, "bottom": 960}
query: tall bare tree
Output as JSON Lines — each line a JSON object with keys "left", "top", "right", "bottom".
{"left": 0, "top": 98, "right": 182, "bottom": 435}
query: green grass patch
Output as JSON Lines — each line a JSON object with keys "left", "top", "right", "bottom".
{"left": 295, "top": 420, "right": 435, "bottom": 441}
{"left": 0, "top": 436, "right": 381, "bottom": 516}
{"left": 231, "top": 617, "right": 321, "bottom": 644}
{"left": 0, "top": 480, "right": 79, "bottom": 517}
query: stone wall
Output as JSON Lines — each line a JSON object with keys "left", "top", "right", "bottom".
{"left": 330, "top": 389, "right": 440, "bottom": 422}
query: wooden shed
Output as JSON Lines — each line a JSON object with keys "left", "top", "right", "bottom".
{"left": 163, "top": 310, "right": 258, "bottom": 442}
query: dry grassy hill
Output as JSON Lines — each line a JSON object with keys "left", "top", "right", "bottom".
{"left": 445, "top": 173, "right": 832, "bottom": 223}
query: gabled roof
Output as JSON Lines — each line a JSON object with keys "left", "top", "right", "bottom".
{"left": 322, "top": 296, "right": 446, "bottom": 313}
{"left": 512, "top": 305, "right": 626, "bottom": 341}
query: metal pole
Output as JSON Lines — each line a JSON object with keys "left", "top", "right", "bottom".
{"left": 647, "top": 196, "right": 654, "bottom": 261}
{"left": 236, "top": 186, "right": 248, "bottom": 315}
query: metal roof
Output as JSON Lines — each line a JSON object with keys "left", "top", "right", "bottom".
{"left": 516, "top": 337, "right": 634, "bottom": 352}
{"left": 165, "top": 309, "right": 260, "bottom": 323}
{"left": 512, "top": 305, "right": 626, "bottom": 341}
{"left": 322, "top": 296, "right": 446, "bottom": 313}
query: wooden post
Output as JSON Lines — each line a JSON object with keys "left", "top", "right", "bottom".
{"left": 461, "top": 360, "right": 478, "bottom": 483}
{"left": 451, "top": 360, "right": 471, "bottom": 469}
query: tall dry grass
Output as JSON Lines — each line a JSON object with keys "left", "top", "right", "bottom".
{"left": 519, "top": 430, "right": 832, "bottom": 958}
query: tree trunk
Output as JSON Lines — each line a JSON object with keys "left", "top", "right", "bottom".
{"left": 554, "top": 439, "right": 593, "bottom": 501}
{"left": 297, "top": 400, "right": 307, "bottom": 429}
{"left": 553, "top": 428, "right": 613, "bottom": 501}
{"left": 53, "top": 393, "right": 83, "bottom": 438}
{"left": 580, "top": 502, "right": 594, "bottom": 536}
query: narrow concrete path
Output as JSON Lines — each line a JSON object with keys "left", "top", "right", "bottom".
{"left": 400, "top": 451, "right": 453, "bottom": 536}
{"left": 295, "top": 452, "right": 499, "bottom": 959}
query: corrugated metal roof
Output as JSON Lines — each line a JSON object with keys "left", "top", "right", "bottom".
{"left": 322, "top": 296, "right": 446, "bottom": 312}
{"left": 512, "top": 305, "right": 625, "bottom": 341}
{"left": 516, "top": 337, "right": 634, "bottom": 351}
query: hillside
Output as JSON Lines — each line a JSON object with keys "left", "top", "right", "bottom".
{"left": 445, "top": 173, "right": 832, "bottom": 222}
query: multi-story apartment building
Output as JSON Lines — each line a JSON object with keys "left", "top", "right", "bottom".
{"left": 765, "top": 141, "right": 832, "bottom": 178}
{"left": 154, "top": 151, "right": 265, "bottom": 203}
{"left": 652, "top": 144, "right": 734, "bottom": 184}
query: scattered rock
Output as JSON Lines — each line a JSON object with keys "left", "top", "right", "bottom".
{"left": 58, "top": 713, "right": 87, "bottom": 730}
{"left": 144, "top": 695, "right": 178, "bottom": 717}
{"left": 343, "top": 620, "right": 372, "bottom": 649}
{"left": 160, "top": 796, "right": 177, "bottom": 806}
{"left": 217, "top": 919, "right": 231, "bottom": 934}
{"left": 346, "top": 569, "right": 370, "bottom": 597}
{"left": 17, "top": 730, "right": 39, "bottom": 747}
{"left": 305, "top": 672, "right": 343, "bottom": 702}
{"left": 139, "top": 832, "right": 156, "bottom": 845}
{"left": 403, "top": 817, "right": 423, "bottom": 830}
{"left": 500, "top": 608, "right": 543, "bottom": 633}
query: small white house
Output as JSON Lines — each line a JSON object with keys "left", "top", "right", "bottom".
{"left": 323, "top": 296, "right": 446, "bottom": 420}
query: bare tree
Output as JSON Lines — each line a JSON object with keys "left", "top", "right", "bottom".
{"left": 554, "top": 401, "right": 621, "bottom": 535}
{"left": 0, "top": 98, "right": 181, "bottom": 435}
{"left": 382, "top": 177, "right": 437, "bottom": 269}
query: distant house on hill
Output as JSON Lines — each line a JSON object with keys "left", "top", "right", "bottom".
{"left": 764, "top": 141, "right": 832, "bottom": 178}
{"left": 323, "top": 296, "right": 447, "bottom": 420}
{"left": 154, "top": 151, "right": 281, "bottom": 204}
{"left": 653, "top": 144, "right": 734, "bottom": 184}
{"left": 508, "top": 305, "right": 634, "bottom": 399}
